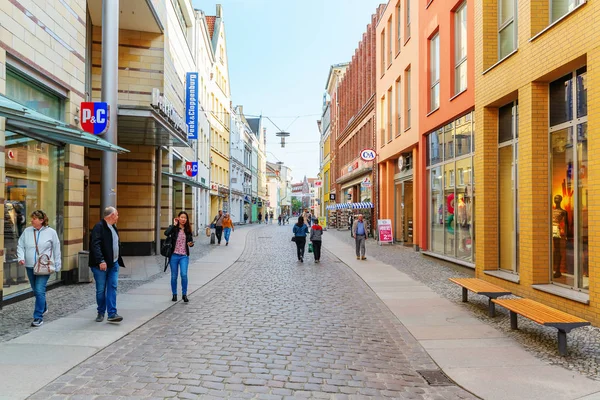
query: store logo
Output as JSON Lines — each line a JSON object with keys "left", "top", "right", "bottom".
{"left": 361, "top": 177, "right": 371, "bottom": 187}
{"left": 151, "top": 89, "right": 187, "bottom": 135}
{"left": 314, "top": 180, "right": 322, "bottom": 188}
{"left": 185, "top": 161, "right": 198, "bottom": 177}
{"left": 360, "top": 148, "right": 376, "bottom": 162}
{"left": 80, "top": 102, "right": 109, "bottom": 135}
{"left": 7, "top": 150, "right": 15, "bottom": 160}
{"left": 185, "top": 72, "right": 198, "bottom": 140}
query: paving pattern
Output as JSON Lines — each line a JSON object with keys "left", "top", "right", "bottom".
{"left": 30, "top": 225, "right": 476, "bottom": 399}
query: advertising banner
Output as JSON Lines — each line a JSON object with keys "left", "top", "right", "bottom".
{"left": 185, "top": 72, "right": 198, "bottom": 140}
{"left": 377, "top": 219, "right": 393, "bottom": 244}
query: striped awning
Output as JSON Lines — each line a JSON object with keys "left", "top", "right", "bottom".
{"left": 351, "top": 202, "right": 374, "bottom": 209}
{"left": 326, "top": 202, "right": 374, "bottom": 210}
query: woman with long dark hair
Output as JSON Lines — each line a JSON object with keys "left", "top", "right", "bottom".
{"left": 164, "top": 211, "right": 194, "bottom": 302}
{"left": 292, "top": 216, "right": 309, "bottom": 263}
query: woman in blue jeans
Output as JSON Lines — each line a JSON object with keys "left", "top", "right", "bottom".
{"left": 17, "top": 210, "right": 61, "bottom": 327}
{"left": 292, "top": 216, "right": 309, "bottom": 263}
{"left": 164, "top": 211, "right": 194, "bottom": 302}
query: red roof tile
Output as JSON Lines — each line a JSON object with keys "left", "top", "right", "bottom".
{"left": 206, "top": 16, "right": 216, "bottom": 39}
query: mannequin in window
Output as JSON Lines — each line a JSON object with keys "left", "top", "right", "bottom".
{"left": 552, "top": 194, "right": 568, "bottom": 279}
{"left": 457, "top": 195, "right": 467, "bottom": 227}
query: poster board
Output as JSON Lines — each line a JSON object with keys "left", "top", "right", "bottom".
{"left": 377, "top": 219, "right": 393, "bottom": 245}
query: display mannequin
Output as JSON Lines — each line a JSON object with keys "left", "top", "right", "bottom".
{"left": 552, "top": 194, "right": 568, "bottom": 278}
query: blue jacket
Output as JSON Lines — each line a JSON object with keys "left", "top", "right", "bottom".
{"left": 293, "top": 224, "right": 309, "bottom": 237}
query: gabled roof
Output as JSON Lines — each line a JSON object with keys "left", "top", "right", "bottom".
{"left": 206, "top": 16, "right": 216, "bottom": 39}
{"left": 247, "top": 118, "right": 260, "bottom": 135}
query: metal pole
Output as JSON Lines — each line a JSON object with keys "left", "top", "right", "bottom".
{"left": 155, "top": 147, "right": 162, "bottom": 255}
{"left": 100, "top": 0, "right": 119, "bottom": 211}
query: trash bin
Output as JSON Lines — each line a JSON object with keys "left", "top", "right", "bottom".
{"left": 77, "top": 251, "right": 92, "bottom": 283}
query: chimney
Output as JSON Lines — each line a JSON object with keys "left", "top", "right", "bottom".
{"left": 216, "top": 4, "right": 223, "bottom": 18}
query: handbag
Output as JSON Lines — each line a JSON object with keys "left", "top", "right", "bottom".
{"left": 291, "top": 236, "right": 297, "bottom": 242}
{"left": 205, "top": 226, "right": 211, "bottom": 237}
{"left": 33, "top": 230, "right": 55, "bottom": 276}
{"left": 308, "top": 242, "right": 314, "bottom": 253}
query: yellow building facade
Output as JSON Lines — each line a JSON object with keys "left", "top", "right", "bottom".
{"left": 475, "top": 0, "right": 600, "bottom": 324}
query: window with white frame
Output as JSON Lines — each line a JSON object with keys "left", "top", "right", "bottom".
{"left": 405, "top": 67, "right": 411, "bottom": 128}
{"left": 454, "top": 2, "right": 467, "bottom": 95}
{"left": 387, "top": 87, "right": 393, "bottom": 141}
{"left": 406, "top": 0, "right": 411, "bottom": 39}
{"left": 381, "top": 30, "right": 386, "bottom": 75}
{"left": 498, "top": 0, "right": 516, "bottom": 59}
{"left": 387, "top": 18, "right": 393, "bottom": 66}
{"left": 551, "top": 0, "right": 585, "bottom": 23}
{"left": 396, "top": 1, "right": 402, "bottom": 53}
{"left": 430, "top": 33, "right": 440, "bottom": 112}
{"left": 396, "top": 79, "right": 402, "bottom": 135}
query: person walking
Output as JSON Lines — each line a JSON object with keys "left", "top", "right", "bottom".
{"left": 309, "top": 218, "right": 323, "bottom": 263}
{"left": 89, "top": 207, "right": 125, "bottom": 323}
{"left": 292, "top": 216, "right": 309, "bottom": 263}
{"left": 351, "top": 214, "right": 367, "bottom": 260}
{"left": 244, "top": 212, "right": 248, "bottom": 224}
{"left": 258, "top": 212, "right": 262, "bottom": 224}
{"left": 222, "top": 213, "right": 235, "bottom": 246}
{"left": 269, "top": 211, "right": 274, "bottom": 224}
{"left": 265, "top": 212, "right": 269, "bottom": 224}
{"left": 17, "top": 210, "right": 61, "bottom": 327}
{"left": 211, "top": 210, "right": 225, "bottom": 245}
{"left": 164, "top": 211, "right": 194, "bottom": 303}
{"left": 278, "top": 214, "right": 282, "bottom": 225}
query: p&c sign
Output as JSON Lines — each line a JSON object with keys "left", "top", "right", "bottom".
{"left": 80, "top": 102, "right": 109, "bottom": 135}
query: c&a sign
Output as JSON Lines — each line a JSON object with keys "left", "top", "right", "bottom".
{"left": 185, "top": 161, "right": 198, "bottom": 177}
{"left": 80, "top": 102, "right": 109, "bottom": 135}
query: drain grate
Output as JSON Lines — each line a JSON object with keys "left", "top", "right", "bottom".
{"left": 416, "top": 370, "right": 455, "bottom": 386}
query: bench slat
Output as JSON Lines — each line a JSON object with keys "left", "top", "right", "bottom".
{"left": 492, "top": 298, "right": 589, "bottom": 325}
{"left": 449, "top": 278, "right": 511, "bottom": 295}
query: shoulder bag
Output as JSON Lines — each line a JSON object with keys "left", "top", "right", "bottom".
{"left": 33, "top": 230, "right": 55, "bottom": 276}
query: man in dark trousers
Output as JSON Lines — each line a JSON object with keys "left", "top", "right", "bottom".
{"left": 89, "top": 206, "right": 125, "bottom": 323}
{"left": 212, "top": 210, "right": 225, "bottom": 245}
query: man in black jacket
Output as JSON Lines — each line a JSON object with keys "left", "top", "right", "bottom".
{"left": 89, "top": 207, "right": 125, "bottom": 323}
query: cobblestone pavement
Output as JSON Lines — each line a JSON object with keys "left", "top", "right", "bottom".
{"left": 0, "top": 231, "right": 215, "bottom": 343}
{"left": 30, "top": 225, "right": 476, "bottom": 399}
{"left": 325, "top": 228, "right": 600, "bottom": 380}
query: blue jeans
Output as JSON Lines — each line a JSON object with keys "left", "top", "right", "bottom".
{"left": 170, "top": 254, "right": 189, "bottom": 295}
{"left": 223, "top": 227, "right": 232, "bottom": 243}
{"left": 26, "top": 268, "right": 49, "bottom": 320}
{"left": 91, "top": 261, "right": 120, "bottom": 317}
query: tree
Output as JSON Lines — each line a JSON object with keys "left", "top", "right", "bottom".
{"left": 291, "top": 197, "right": 302, "bottom": 215}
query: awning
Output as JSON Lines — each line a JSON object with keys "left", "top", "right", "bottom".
{"left": 326, "top": 202, "right": 374, "bottom": 210}
{"left": 162, "top": 171, "right": 205, "bottom": 189}
{"left": 0, "top": 94, "right": 129, "bottom": 153}
{"left": 118, "top": 106, "right": 190, "bottom": 148}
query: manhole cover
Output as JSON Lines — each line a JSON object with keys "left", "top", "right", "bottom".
{"left": 416, "top": 370, "right": 455, "bottom": 386}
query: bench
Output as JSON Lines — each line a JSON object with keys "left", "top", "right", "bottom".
{"left": 449, "top": 278, "right": 512, "bottom": 317}
{"left": 492, "top": 298, "right": 590, "bottom": 356}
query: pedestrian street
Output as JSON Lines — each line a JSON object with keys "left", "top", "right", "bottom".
{"left": 28, "top": 225, "right": 474, "bottom": 400}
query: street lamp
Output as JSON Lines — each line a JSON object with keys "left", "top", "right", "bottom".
{"left": 265, "top": 116, "right": 291, "bottom": 148}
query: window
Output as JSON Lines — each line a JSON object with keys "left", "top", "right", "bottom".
{"left": 381, "top": 30, "right": 386, "bottom": 75}
{"left": 387, "top": 88, "right": 393, "bottom": 142}
{"left": 406, "top": 0, "right": 411, "bottom": 39}
{"left": 387, "top": 18, "right": 393, "bottom": 66}
{"left": 498, "top": 101, "right": 519, "bottom": 273}
{"left": 405, "top": 67, "right": 411, "bottom": 129}
{"left": 551, "top": 0, "right": 585, "bottom": 23}
{"left": 6, "top": 69, "right": 63, "bottom": 120}
{"left": 396, "top": 79, "right": 402, "bottom": 135}
{"left": 498, "top": 0, "right": 516, "bottom": 59}
{"left": 396, "top": 2, "right": 402, "bottom": 53}
{"left": 380, "top": 97, "right": 386, "bottom": 146}
{"left": 549, "top": 67, "right": 588, "bottom": 290}
{"left": 430, "top": 34, "right": 440, "bottom": 111}
{"left": 454, "top": 2, "right": 467, "bottom": 95}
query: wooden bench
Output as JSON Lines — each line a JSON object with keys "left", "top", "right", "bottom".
{"left": 449, "top": 278, "right": 512, "bottom": 317}
{"left": 492, "top": 298, "right": 590, "bottom": 356}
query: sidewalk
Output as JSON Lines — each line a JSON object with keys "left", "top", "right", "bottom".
{"left": 323, "top": 233, "right": 600, "bottom": 400}
{"left": 0, "top": 226, "right": 256, "bottom": 400}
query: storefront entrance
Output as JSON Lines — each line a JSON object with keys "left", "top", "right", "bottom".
{"left": 395, "top": 180, "right": 413, "bottom": 245}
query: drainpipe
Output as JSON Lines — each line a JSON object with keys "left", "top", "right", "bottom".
{"left": 100, "top": 0, "right": 119, "bottom": 211}
{"left": 155, "top": 147, "right": 161, "bottom": 254}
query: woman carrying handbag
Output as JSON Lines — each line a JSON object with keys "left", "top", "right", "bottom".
{"left": 164, "top": 211, "right": 194, "bottom": 302}
{"left": 17, "top": 210, "right": 61, "bottom": 327}
{"left": 292, "top": 216, "right": 309, "bottom": 263}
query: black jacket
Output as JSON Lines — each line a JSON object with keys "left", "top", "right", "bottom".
{"left": 89, "top": 219, "right": 125, "bottom": 268}
{"left": 164, "top": 225, "right": 194, "bottom": 257}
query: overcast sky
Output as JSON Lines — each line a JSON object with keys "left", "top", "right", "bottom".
{"left": 192, "top": 0, "right": 384, "bottom": 182}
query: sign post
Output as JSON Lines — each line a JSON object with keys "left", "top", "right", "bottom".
{"left": 377, "top": 219, "right": 393, "bottom": 245}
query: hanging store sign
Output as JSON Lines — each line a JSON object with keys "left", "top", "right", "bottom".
{"left": 80, "top": 102, "right": 109, "bottom": 135}
{"left": 361, "top": 177, "right": 371, "bottom": 187}
{"left": 329, "top": 193, "right": 336, "bottom": 201}
{"left": 185, "top": 72, "right": 198, "bottom": 140}
{"left": 151, "top": 89, "right": 187, "bottom": 135}
{"left": 185, "top": 161, "right": 198, "bottom": 177}
{"left": 314, "top": 180, "right": 323, "bottom": 188}
{"left": 360, "top": 148, "right": 376, "bottom": 162}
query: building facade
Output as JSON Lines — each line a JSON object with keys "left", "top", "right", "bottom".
{"left": 475, "top": 0, "right": 598, "bottom": 323}
{"left": 229, "top": 107, "right": 245, "bottom": 223}
{"left": 318, "top": 97, "right": 332, "bottom": 222}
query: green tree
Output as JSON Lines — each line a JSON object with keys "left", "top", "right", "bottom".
{"left": 291, "top": 197, "right": 302, "bottom": 215}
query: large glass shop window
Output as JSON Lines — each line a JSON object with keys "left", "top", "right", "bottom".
{"left": 3, "top": 133, "right": 63, "bottom": 295}
{"left": 549, "top": 67, "right": 588, "bottom": 290}
{"left": 427, "top": 112, "right": 475, "bottom": 262}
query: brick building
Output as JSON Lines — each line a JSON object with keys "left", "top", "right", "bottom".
{"left": 474, "top": 0, "right": 599, "bottom": 323}
{"left": 328, "top": 5, "right": 385, "bottom": 234}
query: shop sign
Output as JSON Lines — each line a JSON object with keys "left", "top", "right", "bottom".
{"left": 80, "top": 102, "right": 109, "bottom": 135}
{"left": 361, "top": 177, "right": 371, "bottom": 188}
{"left": 185, "top": 72, "right": 198, "bottom": 140}
{"left": 257, "top": 201, "right": 263, "bottom": 207}
{"left": 7, "top": 150, "right": 15, "bottom": 160}
{"left": 151, "top": 88, "right": 187, "bottom": 135}
{"left": 377, "top": 219, "right": 394, "bottom": 243}
{"left": 211, "top": 184, "right": 218, "bottom": 191}
{"left": 314, "top": 180, "right": 322, "bottom": 187}
{"left": 185, "top": 161, "right": 198, "bottom": 177}
{"left": 329, "top": 193, "right": 336, "bottom": 201}
{"left": 360, "top": 148, "right": 376, "bottom": 162}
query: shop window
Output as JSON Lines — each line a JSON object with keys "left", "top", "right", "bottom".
{"left": 551, "top": 0, "right": 585, "bottom": 23}
{"left": 498, "top": 0, "right": 517, "bottom": 59}
{"left": 549, "top": 68, "right": 588, "bottom": 290}
{"left": 498, "top": 101, "right": 519, "bottom": 273}
{"left": 3, "top": 132, "right": 63, "bottom": 296}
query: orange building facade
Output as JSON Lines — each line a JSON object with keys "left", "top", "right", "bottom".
{"left": 376, "top": 1, "right": 422, "bottom": 247}
{"left": 418, "top": 0, "right": 475, "bottom": 266}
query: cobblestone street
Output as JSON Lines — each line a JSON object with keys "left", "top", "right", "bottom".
{"left": 30, "top": 225, "right": 475, "bottom": 399}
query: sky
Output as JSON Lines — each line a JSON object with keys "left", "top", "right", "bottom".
{"left": 192, "top": 0, "right": 385, "bottom": 183}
